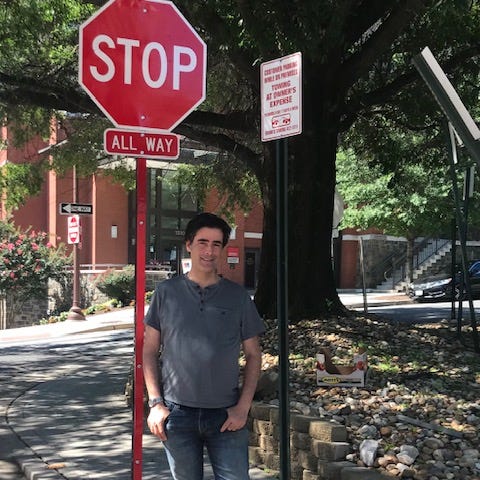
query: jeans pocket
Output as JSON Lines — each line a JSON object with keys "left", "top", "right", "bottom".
{"left": 164, "top": 400, "right": 176, "bottom": 412}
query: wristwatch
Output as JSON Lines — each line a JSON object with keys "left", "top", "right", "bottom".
{"left": 148, "top": 396, "right": 164, "bottom": 408}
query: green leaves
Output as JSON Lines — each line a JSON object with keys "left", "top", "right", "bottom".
{"left": 0, "top": 162, "right": 44, "bottom": 211}
{"left": 0, "top": 221, "right": 71, "bottom": 296}
{"left": 336, "top": 146, "right": 454, "bottom": 238}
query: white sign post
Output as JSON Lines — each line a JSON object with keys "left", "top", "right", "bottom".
{"left": 261, "top": 52, "right": 302, "bottom": 142}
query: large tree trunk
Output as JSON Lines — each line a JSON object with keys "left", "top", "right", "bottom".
{"left": 254, "top": 63, "right": 347, "bottom": 321}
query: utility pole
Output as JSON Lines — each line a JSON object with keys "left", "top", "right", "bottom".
{"left": 67, "top": 165, "right": 85, "bottom": 321}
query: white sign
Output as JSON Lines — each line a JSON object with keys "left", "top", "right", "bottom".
{"left": 181, "top": 258, "right": 192, "bottom": 274}
{"left": 261, "top": 52, "right": 302, "bottom": 142}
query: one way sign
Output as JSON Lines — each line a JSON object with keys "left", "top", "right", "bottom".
{"left": 59, "top": 203, "right": 93, "bottom": 215}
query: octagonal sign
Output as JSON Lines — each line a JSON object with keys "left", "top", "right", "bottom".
{"left": 79, "top": 0, "right": 206, "bottom": 131}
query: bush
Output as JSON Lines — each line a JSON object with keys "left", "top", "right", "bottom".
{"left": 0, "top": 220, "right": 71, "bottom": 328}
{"left": 95, "top": 265, "right": 135, "bottom": 305}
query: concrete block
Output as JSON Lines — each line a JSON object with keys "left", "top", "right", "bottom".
{"left": 318, "top": 460, "right": 356, "bottom": 480}
{"left": 270, "top": 408, "right": 279, "bottom": 424}
{"left": 291, "top": 431, "right": 311, "bottom": 450}
{"left": 290, "top": 461, "right": 303, "bottom": 480}
{"left": 264, "top": 452, "right": 280, "bottom": 471}
{"left": 341, "top": 466, "right": 391, "bottom": 479}
{"left": 248, "top": 446, "right": 264, "bottom": 465}
{"left": 291, "top": 414, "right": 317, "bottom": 433}
{"left": 259, "top": 434, "right": 278, "bottom": 453}
{"left": 297, "top": 450, "right": 318, "bottom": 472}
{"left": 253, "top": 419, "right": 271, "bottom": 435}
{"left": 309, "top": 420, "right": 347, "bottom": 442}
{"left": 248, "top": 430, "right": 259, "bottom": 447}
{"left": 311, "top": 440, "right": 351, "bottom": 461}
{"left": 250, "top": 403, "right": 273, "bottom": 421}
{"left": 302, "top": 470, "right": 320, "bottom": 480}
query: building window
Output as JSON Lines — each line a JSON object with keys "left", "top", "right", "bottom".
{"left": 144, "top": 167, "right": 198, "bottom": 273}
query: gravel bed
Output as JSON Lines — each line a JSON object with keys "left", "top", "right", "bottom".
{"left": 256, "top": 312, "right": 480, "bottom": 479}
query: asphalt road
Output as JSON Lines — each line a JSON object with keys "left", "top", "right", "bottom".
{"left": 359, "top": 298, "right": 480, "bottom": 324}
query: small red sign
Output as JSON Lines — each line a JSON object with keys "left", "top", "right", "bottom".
{"left": 227, "top": 246, "right": 240, "bottom": 258}
{"left": 67, "top": 215, "right": 81, "bottom": 244}
{"left": 104, "top": 129, "right": 180, "bottom": 159}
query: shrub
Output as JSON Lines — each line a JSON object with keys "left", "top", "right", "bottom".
{"left": 95, "top": 265, "right": 135, "bottom": 305}
{"left": 0, "top": 220, "right": 71, "bottom": 327}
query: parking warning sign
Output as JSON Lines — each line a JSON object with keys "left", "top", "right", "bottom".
{"left": 261, "top": 52, "right": 302, "bottom": 142}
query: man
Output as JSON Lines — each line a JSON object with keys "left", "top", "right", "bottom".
{"left": 143, "top": 212, "right": 265, "bottom": 480}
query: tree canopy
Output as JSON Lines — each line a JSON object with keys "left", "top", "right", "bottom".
{"left": 1, "top": 0, "right": 480, "bottom": 319}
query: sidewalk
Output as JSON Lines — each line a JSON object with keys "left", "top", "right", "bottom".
{"left": 338, "top": 290, "right": 412, "bottom": 309}
{"left": 0, "top": 308, "right": 277, "bottom": 480}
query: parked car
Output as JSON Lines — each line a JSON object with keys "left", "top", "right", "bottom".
{"left": 408, "top": 260, "right": 480, "bottom": 301}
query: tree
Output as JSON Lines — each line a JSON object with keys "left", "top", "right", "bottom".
{"left": 1, "top": 1, "right": 480, "bottom": 319}
{"left": 337, "top": 147, "right": 455, "bottom": 283}
{"left": 0, "top": 220, "right": 71, "bottom": 328}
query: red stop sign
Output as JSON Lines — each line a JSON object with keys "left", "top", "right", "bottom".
{"left": 79, "top": 0, "right": 206, "bottom": 131}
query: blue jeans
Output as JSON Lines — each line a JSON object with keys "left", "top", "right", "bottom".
{"left": 162, "top": 401, "right": 250, "bottom": 480}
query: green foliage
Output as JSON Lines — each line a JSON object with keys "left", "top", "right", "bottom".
{"left": 94, "top": 265, "right": 135, "bottom": 306}
{"left": 0, "top": 162, "right": 45, "bottom": 211}
{"left": 337, "top": 146, "right": 454, "bottom": 238}
{"left": 145, "top": 290, "right": 154, "bottom": 304}
{"left": 170, "top": 156, "right": 260, "bottom": 220}
{"left": 0, "top": 221, "right": 71, "bottom": 296}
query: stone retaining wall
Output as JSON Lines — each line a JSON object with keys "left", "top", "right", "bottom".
{"left": 3, "top": 269, "right": 169, "bottom": 329}
{"left": 248, "top": 402, "right": 391, "bottom": 480}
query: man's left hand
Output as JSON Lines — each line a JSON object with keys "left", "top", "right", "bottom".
{"left": 220, "top": 405, "right": 248, "bottom": 432}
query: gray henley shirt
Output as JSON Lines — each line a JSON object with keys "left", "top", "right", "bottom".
{"left": 144, "top": 274, "right": 265, "bottom": 408}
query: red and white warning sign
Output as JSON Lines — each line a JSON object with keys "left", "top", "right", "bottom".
{"left": 67, "top": 215, "right": 81, "bottom": 244}
{"left": 260, "top": 52, "right": 302, "bottom": 142}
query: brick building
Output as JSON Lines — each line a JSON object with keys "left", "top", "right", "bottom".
{"left": 0, "top": 125, "right": 264, "bottom": 290}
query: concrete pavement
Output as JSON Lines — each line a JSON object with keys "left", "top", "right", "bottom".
{"left": 0, "top": 307, "right": 279, "bottom": 480}
{"left": 0, "top": 291, "right": 409, "bottom": 480}
{"left": 339, "top": 290, "right": 412, "bottom": 309}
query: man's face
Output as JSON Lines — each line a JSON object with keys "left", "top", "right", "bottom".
{"left": 186, "top": 227, "right": 224, "bottom": 274}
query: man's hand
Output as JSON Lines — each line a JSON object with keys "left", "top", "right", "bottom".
{"left": 147, "top": 404, "right": 170, "bottom": 441}
{"left": 220, "top": 404, "right": 249, "bottom": 432}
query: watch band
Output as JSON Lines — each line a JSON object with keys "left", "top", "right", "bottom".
{"left": 148, "top": 396, "right": 164, "bottom": 408}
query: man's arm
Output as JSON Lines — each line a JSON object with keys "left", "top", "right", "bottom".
{"left": 143, "top": 325, "right": 169, "bottom": 440}
{"left": 221, "top": 335, "right": 262, "bottom": 432}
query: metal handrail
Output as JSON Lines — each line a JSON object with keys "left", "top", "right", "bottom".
{"left": 385, "top": 238, "right": 450, "bottom": 288}
{"left": 369, "top": 237, "right": 450, "bottom": 289}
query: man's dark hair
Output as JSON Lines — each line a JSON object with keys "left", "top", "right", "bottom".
{"left": 184, "top": 212, "right": 231, "bottom": 247}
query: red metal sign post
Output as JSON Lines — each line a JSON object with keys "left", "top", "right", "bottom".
{"left": 132, "top": 158, "right": 147, "bottom": 477}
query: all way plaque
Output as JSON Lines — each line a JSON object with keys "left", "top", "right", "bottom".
{"left": 104, "top": 129, "right": 180, "bottom": 159}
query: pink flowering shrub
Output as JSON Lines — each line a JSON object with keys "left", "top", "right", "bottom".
{"left": 0, "top": 221, "right": 71, "bottom": 327}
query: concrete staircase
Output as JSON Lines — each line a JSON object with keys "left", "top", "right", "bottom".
{"left": 375, "top": 240, "right": 452, "bottom": 292}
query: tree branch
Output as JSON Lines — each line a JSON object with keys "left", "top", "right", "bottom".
{"left": 173, "top": 124, "right": 262, "bottom": 178}
{"left": 340, "top": 44, "right": 480, "bottom": 131}
{"left": 340, "top": 0, "right": 430, "bottom": 88}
